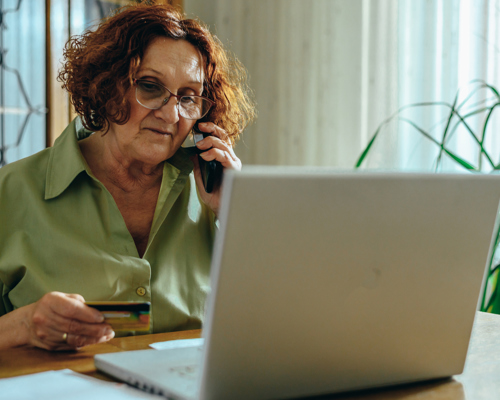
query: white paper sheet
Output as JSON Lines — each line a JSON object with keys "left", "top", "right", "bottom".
{"left": 0, "top": 369, "right": 160, "bottom": 400}
{"left": 149, "top": 338, "right": 204, "bottom": 350}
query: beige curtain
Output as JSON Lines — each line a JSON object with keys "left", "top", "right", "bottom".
{"left": 185, "top": 0, "right": 399, "bottom": 168}
{"left": 184, "top": 0, "right": 500, "bottom": 171}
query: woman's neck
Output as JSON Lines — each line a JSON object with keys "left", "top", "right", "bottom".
{"left": 78, "top": 133, "right": 163, "bottom": 194}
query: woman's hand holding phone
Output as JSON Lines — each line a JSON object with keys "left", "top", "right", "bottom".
{"left": 191, "top": 122, "right": 242, "bottom": 217}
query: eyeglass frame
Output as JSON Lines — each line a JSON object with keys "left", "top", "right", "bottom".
{"left": 133, "top": 78, "right": 215, "bottom": 120}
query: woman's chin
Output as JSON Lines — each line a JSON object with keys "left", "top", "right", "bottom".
{"left": 134, "top": 146, "right": 177, "bottom": 166}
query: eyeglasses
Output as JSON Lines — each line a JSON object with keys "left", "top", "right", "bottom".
{"left": 133, "top": 79, "right": 214, "bottom": 120}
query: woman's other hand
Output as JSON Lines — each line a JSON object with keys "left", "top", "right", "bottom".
{"left": 192, "top": 122, "right": 242, "bottom": 216}
{"left": 1, "top": 292, "right": 114, "bottom": 351}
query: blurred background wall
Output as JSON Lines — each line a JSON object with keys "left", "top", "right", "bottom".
{"left": 2, "top": 0, "right": 500, "bottom": 172}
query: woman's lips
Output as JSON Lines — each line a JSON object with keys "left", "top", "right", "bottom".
{"left": 146, "top": 127, "right": 172, "bottom": 136}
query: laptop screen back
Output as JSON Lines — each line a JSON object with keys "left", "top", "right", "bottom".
{"left": 199, "top": 169, "right": 500, "bottom": 400}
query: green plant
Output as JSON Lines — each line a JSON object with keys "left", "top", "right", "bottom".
{"left": 355, "top": 80, "right": 500, "bottom": 172}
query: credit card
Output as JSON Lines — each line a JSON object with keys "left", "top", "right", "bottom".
{"left": 86, "top": 301, "right": 151, "bottom": 332}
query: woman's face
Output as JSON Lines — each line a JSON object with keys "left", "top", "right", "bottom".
{"left": 108, "top": 37, "right": 205, "bottom": 166}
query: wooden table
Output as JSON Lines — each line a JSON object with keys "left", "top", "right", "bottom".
{"left": 1, "top": 312, "right": 500, "bottom": 399}
{"left": 0, "top": 329, "right": 201, "bottom": 381}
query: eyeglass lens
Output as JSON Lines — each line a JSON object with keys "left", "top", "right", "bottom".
{"left": 135, "top": 80, "right": 212, "bottom": 120}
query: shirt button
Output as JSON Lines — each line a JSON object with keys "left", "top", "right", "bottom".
{"left": 136, "top": 287, "right": 146, "bottom": 296}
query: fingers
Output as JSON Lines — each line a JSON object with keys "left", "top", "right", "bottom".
{"left": 45, "top": 292, "right": 104, "bottom": 323}
{"left": 196, "top": 122, "right": 229, "bottom": 142}
{"left": 29, "top": 292, "right": 114, "bottom": 351}
{"left": 34, "top": 308, "right": 112, "bottom": 338}
{"left": 65, "top": 330, "right": 115, "bottom": 349}
{"left": 195, "top": 122, "right": 241, "bottom": 170}
{"left": 197, "top": 137, "right": 238, "bottom": 162}
{"left": 199, "top": 148, "right": 240, "bottom": 170}
{"left": 32, "top": 324, "right": 114, "bottom": 351}
{"left": 65, "top": 293, "right": 86, "bottom": 303}
{"left": 192, "top": 122, "right": 242, "bottom": 216}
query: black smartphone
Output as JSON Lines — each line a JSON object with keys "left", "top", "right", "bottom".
{"left": 193, "top": 123, "right": 223, "bottom": 193}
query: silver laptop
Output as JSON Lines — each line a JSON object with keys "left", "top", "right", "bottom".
{"left": 95, "top": 168, "right": 500, "bottom": 400}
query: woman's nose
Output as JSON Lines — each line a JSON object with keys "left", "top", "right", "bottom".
{"left": 153, "top": 96, "right": 180, "bottom": 124}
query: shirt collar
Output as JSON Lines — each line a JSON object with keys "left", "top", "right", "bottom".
{"left": 44, "top": 119, "right": 87, "bottom": 200}
{"left": 44, "top": 119, "right": 195, "bottom": 200}
{"left": 168, "top": 146, "right": 198, "bottom": 173}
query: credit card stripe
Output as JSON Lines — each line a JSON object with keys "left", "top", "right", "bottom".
{"left": 87, "top": 304, "right": 150, "bottom": 312}
{"left": 102, "top": 313, "right": 131, "bottom": 318}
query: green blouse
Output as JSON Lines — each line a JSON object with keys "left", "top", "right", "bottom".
{"left": 0, "top": 120, "right": 217, "bottom": 334}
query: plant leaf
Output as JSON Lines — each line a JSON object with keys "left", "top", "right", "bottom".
{"left": 398, "top": 118, "right": 440, "bottom": 145}
{"left": 355, "top": 126, "right": 382, "bottom": 168}
{"left": 443, "top": 149, "right": 477, "bottom": 171}
{"left": 355, "top": 81, "right": 499, "bottom": 171}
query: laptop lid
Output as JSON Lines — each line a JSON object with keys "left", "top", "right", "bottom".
{"left": 198, "top": 168, "right": 500, "bottom": 400}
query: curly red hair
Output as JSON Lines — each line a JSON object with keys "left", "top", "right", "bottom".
{"left": 58, "top": 3, "right": 255, "bottom": 144}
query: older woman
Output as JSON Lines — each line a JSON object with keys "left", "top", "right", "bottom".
{"left": 0, "top": 4, "right": 254, "bottom": 350}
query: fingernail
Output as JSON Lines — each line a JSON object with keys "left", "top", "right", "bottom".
{"left": 200, "top": 122, "right": 209, "bottom": 128}
{"left": 105, "top": 327, "right": 114, "bottom": 336}
{"left": 96, "top": 313, "right": 104, "bottom": 323}
{"left": 196, "top": 139, "right": 205, "bottom": 146}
